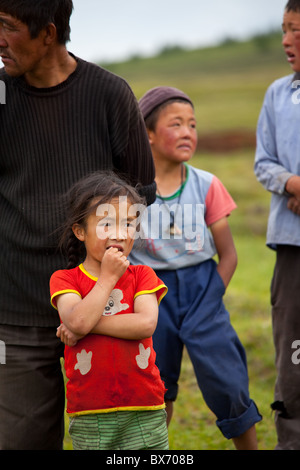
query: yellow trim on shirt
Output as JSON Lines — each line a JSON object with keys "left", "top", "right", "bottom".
{"left": 79, "top": 263, "right": 168, "bottom": 304}
{"left": 68, "top": 403, "right": 166, "bottom": 417}
{"left": 51, "top": 265, "right": 167, "bottom": 310}
{"left": 79, "top": 263, "right": 98, "bottom": 281}
{"left": 134, "top": 285, "right": 168, "bottom": 306}
{"left": 50, "top": 289, "right": 82, "bottom": 309}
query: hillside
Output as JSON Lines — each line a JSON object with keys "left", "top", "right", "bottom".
{"left": 101, "top": 31, "right": 290, "bottom": 151}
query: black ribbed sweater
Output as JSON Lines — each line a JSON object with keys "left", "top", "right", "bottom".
{"left": 0, "top": 56, "right": 155, "bottom": 327}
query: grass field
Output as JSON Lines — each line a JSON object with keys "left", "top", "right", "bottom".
{"left": 104, "top": 31, "right": 289, "bottom": 133}
{"left": 63, "top": 32, "right": 290, "bottom": 450}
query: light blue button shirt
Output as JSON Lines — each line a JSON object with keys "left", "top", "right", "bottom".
{"left": 255, "top": 74, "right": 300, "bottom": 249}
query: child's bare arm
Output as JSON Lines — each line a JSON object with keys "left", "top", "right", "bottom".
{"left": 56, "top": 293, "right": 159, "bottom": 346}
{"left": 91, "top": 293, "right": 159, "bottom": 340}
{"left": 56, "top": 247, "right": 129, "bottom": 336}
{"left": 210, "top": 217, "right": 237, "bottom": 289}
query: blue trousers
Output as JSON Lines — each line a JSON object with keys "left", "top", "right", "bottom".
{"left": 153, "top": 259, "right": 262, "bottom": 439}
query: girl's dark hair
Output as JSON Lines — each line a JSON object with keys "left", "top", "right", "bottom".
{"left": 0, "top": 0, "right": 73, "bottom": 44}
{"left": 59, "top": 171, "right": 145, "bottom": 269}
{"left": 286, "top": 0, "right": 300, "bottom": 12}
{"left": 145, "top": 98, "right": 194, "bottom": 132}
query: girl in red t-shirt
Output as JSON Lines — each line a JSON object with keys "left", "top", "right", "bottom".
{"left": 50, "top": 171, "right": 168, "bottom": 450}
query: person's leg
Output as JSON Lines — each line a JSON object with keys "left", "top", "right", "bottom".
{"left": 153, "top": 270, "right": 184, "bottom": 425}
{"left": 271, "top": 245, "right": 300, "bottom": 450}
{"left": 0, "top": 325, "right": 65, "bottom": 450}
{"left": 179, "top": 261, "right": 261, "bottom": 449}
{"left": 232, "top": 426, "right": 258, "bottom": 450}
{"left": 165, "top": 400, "right": 174, "bottom": 427}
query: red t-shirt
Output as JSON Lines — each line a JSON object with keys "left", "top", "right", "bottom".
{"left": 50, "top": 264, "right": 167, "bottom": 416}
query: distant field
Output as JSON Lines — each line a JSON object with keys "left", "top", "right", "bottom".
{"left": 103, "top": 31, "right": 289, "bottom": 134}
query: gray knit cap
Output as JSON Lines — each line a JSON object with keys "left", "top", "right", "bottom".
{"left": 139, "top": 86, "right": 193, "bottom": 120}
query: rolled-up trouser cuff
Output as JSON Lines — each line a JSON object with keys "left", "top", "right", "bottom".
{"left": 217, "top": 400, "right": 262, "bottom": 439}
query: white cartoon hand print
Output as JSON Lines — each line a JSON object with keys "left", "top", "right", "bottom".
{"left": 74, "top": 349, "right": 92, "bottom": 375}
{"left": 136, "top": 343, "right": 151, "bottom": 370}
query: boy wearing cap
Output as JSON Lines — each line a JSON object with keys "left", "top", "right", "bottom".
{"left": 130, "top": 86, "right": 262, "bottom": 450}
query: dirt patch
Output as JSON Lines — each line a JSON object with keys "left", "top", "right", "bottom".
{"left": 197, "top": 129, "right": 256, "bottom": 153}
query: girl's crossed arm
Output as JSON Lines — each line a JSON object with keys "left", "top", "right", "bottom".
{"left": 56, "top": 293, "right": 159, "bottom": 346}
{"left": 55, "top": 248, "right": 159, "bottom": 346}
{"left": 56, "top": 247, "right": 128, "bottom": 338}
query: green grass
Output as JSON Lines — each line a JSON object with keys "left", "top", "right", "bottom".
{"left": 63, "top": 33, "right": 285, "bottom": 450}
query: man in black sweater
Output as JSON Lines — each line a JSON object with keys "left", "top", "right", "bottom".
{"left": 0, "top": 0, "right": 156, "bottom": 450}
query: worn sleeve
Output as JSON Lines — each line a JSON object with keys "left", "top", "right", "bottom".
{"left": 133, "top": 265, "right": 168, "bottom": 305}
{"left": 50, "top": 270, "right": 81, "bottom": 309}
{"left": 205, "top": 176, "right": 237, "bottom": 227}
{"left": 254, "top": 84, "right": 294, "bottom": 195}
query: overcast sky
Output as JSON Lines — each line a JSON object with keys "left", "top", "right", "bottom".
{"left": 69, "top": 0, "right": 287, "bottom": 63}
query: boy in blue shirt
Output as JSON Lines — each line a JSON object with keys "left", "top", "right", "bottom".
{"left": 130, "top": 86, "right": 261, "bottom": 449}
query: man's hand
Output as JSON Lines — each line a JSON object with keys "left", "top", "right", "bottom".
{"left": 285, "top": 175, "right": 300, "bottom": 199}
{"left": 287, "top": 196, "right": 300, "bottom": 215}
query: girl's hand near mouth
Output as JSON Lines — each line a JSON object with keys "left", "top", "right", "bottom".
{"left": 101, "top": 246, "right": 129, "bottom": 284}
